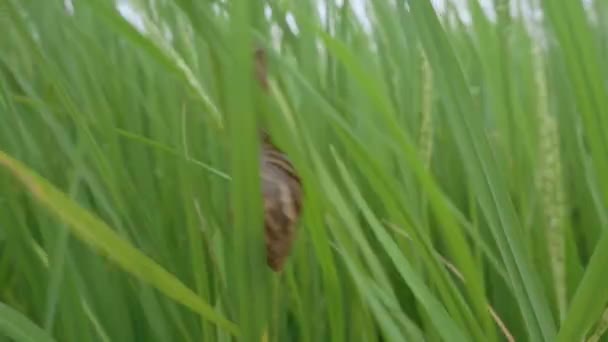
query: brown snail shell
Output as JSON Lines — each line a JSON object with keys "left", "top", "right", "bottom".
{"left": 260, "top": 134, "right": 302, "bottom": 272}
{"left": 254, "top": 47, "right": 303, "bottom": 272}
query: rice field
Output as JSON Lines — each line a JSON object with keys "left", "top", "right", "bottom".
{"left": 1, "top": 0, "right": 608, "bottom": 341}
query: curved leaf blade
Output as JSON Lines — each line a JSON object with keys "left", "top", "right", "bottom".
{"left": 0, "top": 150, "right": 239, "bottom": 337}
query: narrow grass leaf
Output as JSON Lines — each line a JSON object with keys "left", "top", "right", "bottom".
{"left": 0, "top": 150, "right": 239, "bottom": 337}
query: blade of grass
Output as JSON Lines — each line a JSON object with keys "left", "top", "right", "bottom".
{"left": 0, "top": 150, "right": 239, "bottom": 337}
{"left": 0, "top": 302, "right": 56, "bottom": 342}
{"left": 408, "top": 1, "right": 557, "bottom": 340}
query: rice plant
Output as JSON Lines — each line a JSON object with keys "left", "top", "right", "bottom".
{"left": 0, "top": 0, "right": 607, "bottom": 341}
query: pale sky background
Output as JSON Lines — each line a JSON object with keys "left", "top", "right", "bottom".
{"left": 110, "top": 0, "right": 596, "bottom": 41}
{"left": 113, "top": 0, "right": 498, "bottom": 34}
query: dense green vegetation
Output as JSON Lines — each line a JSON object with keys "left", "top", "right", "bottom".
{"left": 1, "top": 0, "right": 608, "bottom": 341}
